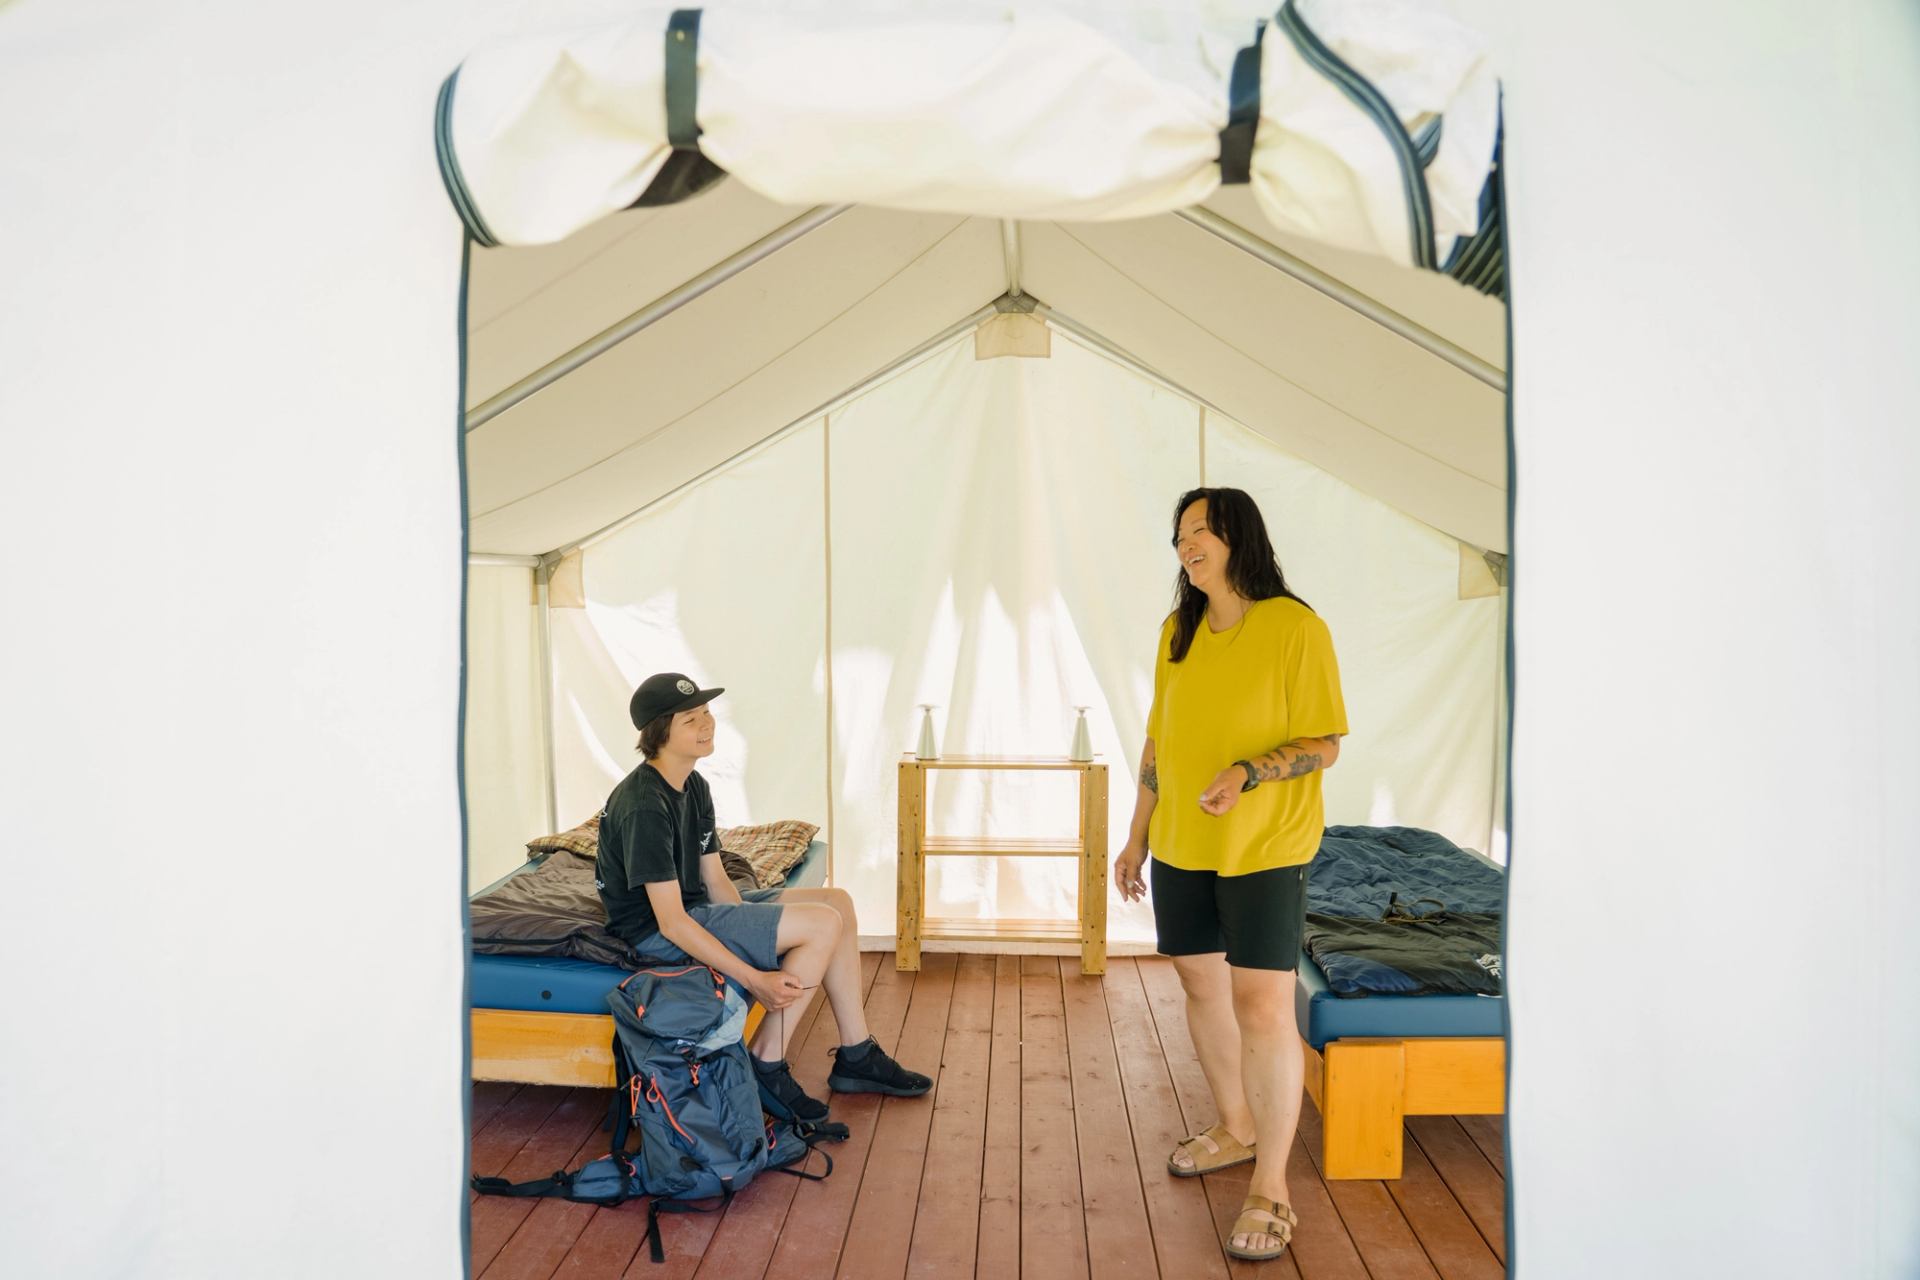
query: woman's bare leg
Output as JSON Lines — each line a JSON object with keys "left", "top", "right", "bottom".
{"left": 1228, "top": 964, "right": 1305, "bottom": 1253}
{"left": 1169, "top": 952, "right": 1256, "bottom": 1169}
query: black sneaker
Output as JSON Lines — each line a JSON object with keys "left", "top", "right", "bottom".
{"left": 827, "top": 1038, "right": 932, "bottom": 1097}
{"left": 753, "top": 1056, "right": 830, "bottom": 1123}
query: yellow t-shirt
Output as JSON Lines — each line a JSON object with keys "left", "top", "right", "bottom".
{"left": 1145, "top": 597, "right": 1349, "bottom": 876}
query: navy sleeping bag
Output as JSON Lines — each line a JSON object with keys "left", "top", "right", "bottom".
{"left": 1303, "top": 826, "right": 1506, "bottom": 998}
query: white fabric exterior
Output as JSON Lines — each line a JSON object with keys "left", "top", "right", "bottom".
{"left": 1490, "top": 0, "right": 1920, "bottom": 1275}
{"left": 547, "top": 335, "right": 1498, "bottom": 940}
{"left": 1253, "top": 0, "right": 1498, "bottom": 263}
{"left": 448, "top": 0, "right": 1494, "bottom": 259}
{"left": 465, "top": 566, "right": 550, "bottom": 891}
{"left": 12, "top": 0, "right": 1916, "bottom": 1275}
{"left": 0, "top": 0, "right": 487, "bottom": 1273}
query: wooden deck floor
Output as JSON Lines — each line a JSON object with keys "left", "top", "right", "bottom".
{"left": 468, "top": 954, "right": 1507, "bottom": 1279}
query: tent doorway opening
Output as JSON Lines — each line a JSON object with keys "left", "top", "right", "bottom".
{"left": 450, "top": 6, "right": 1512, "bottom": 1268}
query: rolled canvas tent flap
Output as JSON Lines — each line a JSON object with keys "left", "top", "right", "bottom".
{"left": 438, "top": 0, "right": 1499, "bottom": 286}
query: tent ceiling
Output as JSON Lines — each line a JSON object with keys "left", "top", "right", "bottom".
{"left": 465, "top": 183, "right": 1507, "bottom": 556}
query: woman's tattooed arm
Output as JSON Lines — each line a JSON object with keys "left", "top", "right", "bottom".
{"left": 1244, "top": 734, "right": 1343, "bottom": 784}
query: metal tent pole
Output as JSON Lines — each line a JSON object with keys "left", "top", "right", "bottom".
{"left": 1173, "top": 207, "right": 1507, "bottom": 393}
{"left": 1029, "top": 301, "right": 1231, "bottom": 418}
{"left": 464, "top": 203, "right": 852, "bottom": 432}
{"left": 535, "top": 559, "right": 558, "bottom": 833}
{"left": 557, "top": 300, "right": 999, "bottom": 559}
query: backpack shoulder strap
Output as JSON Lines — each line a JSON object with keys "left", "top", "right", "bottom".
{"left": 471, "top": 1170, "right": 574, "bottom": 1199}
{"left": 645, "top": 1187, "right": 734, "bottom": 1264}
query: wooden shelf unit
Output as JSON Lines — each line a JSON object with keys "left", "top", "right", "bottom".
{"left": 896, "top": 754, "right": 1109, "bottom": 975}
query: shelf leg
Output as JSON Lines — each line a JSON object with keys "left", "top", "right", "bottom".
{"left": 1080, "top": 765, "right": 1108, "bottom": 975}
{"left": 897, "top": 761, "right": 923, "bottom": 971}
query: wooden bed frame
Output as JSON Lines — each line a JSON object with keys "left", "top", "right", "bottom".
{"left": 471, "top": 1005, "right": 768, "bottom": 1089}
{"left": 1300, "top": 1032, "right": 1505, "bottom": 1179}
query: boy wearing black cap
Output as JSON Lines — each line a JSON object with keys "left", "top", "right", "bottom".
{"left": 596, "top": 672, "right": 931, "bottom": 1123}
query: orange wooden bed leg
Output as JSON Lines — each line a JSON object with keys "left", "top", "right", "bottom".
{"left": 1320, "top": 1039, "right": 1407, "bottom": 1179}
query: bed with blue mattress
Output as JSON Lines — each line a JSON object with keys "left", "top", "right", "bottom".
{"left": 1292, "top": 826, "right": 1506, "bottom": 1180}
{"left": 470, "top": 839, "right": 828, "bottom": 1085}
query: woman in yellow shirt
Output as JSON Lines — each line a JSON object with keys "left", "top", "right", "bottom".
{"left": 1114, "top": 487, "right": 1348, "bottom": 1264}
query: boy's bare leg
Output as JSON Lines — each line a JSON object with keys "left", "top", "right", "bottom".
{"left": 747, "top": 901, "right": 840, "bottom": 1060}
{"left": 775, "top": 887, "right": 870, "bottom": 1049}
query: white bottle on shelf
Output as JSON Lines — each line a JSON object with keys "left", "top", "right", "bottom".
{"left": 916, "top": 704, "right": 939, "bottom": 760}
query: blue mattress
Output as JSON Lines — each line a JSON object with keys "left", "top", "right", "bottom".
{"left": 471, "top": 839, "right": 830, "bottom": 1015}
{"left": 1293, "top": 948, "right": 1504, "bottom": 1050}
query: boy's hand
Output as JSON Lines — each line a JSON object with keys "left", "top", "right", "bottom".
{"left": 747, "top": 969, "right": 806, "bottom": 1011}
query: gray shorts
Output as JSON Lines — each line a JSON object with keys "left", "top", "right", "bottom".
{"left": 629, "top": 886, "right": 786, "bottom": 972}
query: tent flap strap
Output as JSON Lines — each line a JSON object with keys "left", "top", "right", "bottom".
{"left": 1218, "top": 20, "right": 1267, "bottom": 185}
{"left": 665, "top": 9, "right": 704, "bottom": 151}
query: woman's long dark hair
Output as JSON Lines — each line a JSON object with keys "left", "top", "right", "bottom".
{"left": 1167, "top": 487, "right": 1309, "bottom": 661}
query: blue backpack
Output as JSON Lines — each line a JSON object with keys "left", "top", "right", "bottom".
{"left": 472, "top": 962, "right": 838, "bottom": 1263}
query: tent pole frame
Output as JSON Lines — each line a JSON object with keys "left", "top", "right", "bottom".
{"left": 467, "top": 552, "right": 540, "bottom": 567}
{"left": 1031, "top": 300, "right": 1233, "bottom": 420}
{"left": 1173, "top": 207, "right": 1507, "bottom": 393}
{"left": 534, "top": 559, "right": 558, "bottom": 833}
{"left": 552, "top": 294, "right": 1241, "bottom": 561}
{"left": 556, "top": 300, "right": 1000, "bottom": 559}
{"left": 464, "top": 203, "right": 853, "bottom": 433}
{"left": 1000, "top": 219, "right": 1023, "bottom": 298}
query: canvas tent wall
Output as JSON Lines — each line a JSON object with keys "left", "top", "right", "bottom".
{"left": 460, "top": 281, "right": 1509, "bottom": 933}
{"left": 4, "top": 1, "right": 1917, "bottom": 1277}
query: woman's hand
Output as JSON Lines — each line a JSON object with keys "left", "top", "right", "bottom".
{"left": 746, "top": 968, "right": 806, "bottom": 1011}
{"left": 1198, "top": 764, "right": 1251, "bottom": 816}
{"left": 1113, "top": 841, "right": 1148, "bottom": 903}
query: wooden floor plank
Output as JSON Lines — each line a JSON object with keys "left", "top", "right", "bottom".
{"left": 471, "top": 1082, "right": 523, "bottom": 1136}
{"left": 1381, "top": 1129, "right": 1503, "bottom": 1280}
{"left": 470, "top": 1084, "right": 570, "bottom": 1204}
{"left": 1061, "top": 966, "right": 1158, "bottom": 1280}
{"left": 1103, "top": 959, "right": 1229, "bottom": 1280}
{"left": 552, "top": 1200, "right": 650, "bottom": 1279}
{"left": 1295, "top": 1101, "right": 1440, "bottom": 1280}
{"left": 483, "top": 1097, "right": 619, "bottom": 1280}
{"left": 763, "top": 959, "right": 920, "bottom": 1280}
{"left": 975, "top": 955, "right": 1023, "bottom": 1280}
{"left": 689, "top": 965, "right": 842, "bottom": 1280}
{"left": 1137, "top": 961, "right": 1310, "bottom": 1280}
{"left": 478, "top": 954, "right": 1509, "bottom": 1280}
{"left": 1406, "top": 1118, "right": 1506, "bottom": 1265}
{"left": 1278, "top": 1131, "right": 1372, "bottom": 1280}
{"left": 905, "top": 953, "right": 995, "bottom": 1279}
{"left": 471, "top": 1088, "right": 607, "bottom": 1273}
{"left": 1457, "top": 1115, "right": 1505, "bottom": 1175}
{"left": 838, "top": 953, "right": 958, "bottom": 1280}
{"left": 1021, "top": 955, "right": 1090, "bottom": 1280}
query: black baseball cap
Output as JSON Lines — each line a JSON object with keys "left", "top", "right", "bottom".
{"left": 629, "top": 672, "right": 725, "bottom": 730}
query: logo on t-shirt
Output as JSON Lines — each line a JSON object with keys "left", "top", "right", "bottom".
{"left": 702, "top": 829, "right": 714, "bottom": 852}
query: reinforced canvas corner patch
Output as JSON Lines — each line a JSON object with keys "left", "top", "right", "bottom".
{"left": 973, "top": 312, "right": 1051, "bottom": 361}
{"left": 548, "top": 549, "right": 586, "bottom": 609}
{"left": 1458, "top": 543, "right": 1505, "bottom": 599}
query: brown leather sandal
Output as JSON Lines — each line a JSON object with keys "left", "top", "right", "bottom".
{"left": 1226, "top": 1195, "right": 1297, "bottom": 1261}
{"left": 1166, "top": 1124, "right": 1256, "bottom": 1178}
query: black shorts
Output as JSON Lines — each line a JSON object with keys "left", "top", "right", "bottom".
{"left": 1150, "top": 857, "right": 1309, "bottom": 971}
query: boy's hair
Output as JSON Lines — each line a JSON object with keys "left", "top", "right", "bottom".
{"left": 637, "top": 710, "right": 674, "bottom": 759}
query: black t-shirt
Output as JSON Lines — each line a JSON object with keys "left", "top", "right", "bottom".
{"left": 595, "top": 762, "right": 718, "bottom": 945}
